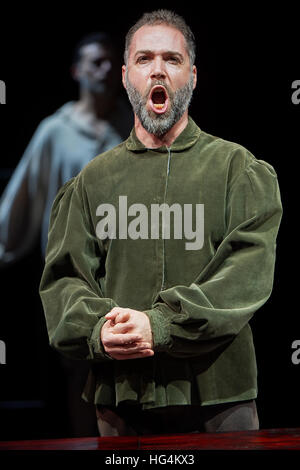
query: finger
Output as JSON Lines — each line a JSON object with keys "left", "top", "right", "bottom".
{"left": 107, "top": 342, "right": 152, "bottom": 352}
{"left": 105, "top": 346, "right": 152, "bottom": 356}
{"left": 114, "top": 312, "right": 130, "bottom": 324}
{"left": 105, "top": 312, "right": 118, "bottom": 321}
{"left": 110, "top": 322, "right": 133, "bottom": 334}
{"left": 103, "top": 333, "right": 142, "bottom": 347}
{"left": 105, "top": 307, "right": 122, "bottom": 319}
{"left": 106, "top": 311, "right": 129, "bottom": 323}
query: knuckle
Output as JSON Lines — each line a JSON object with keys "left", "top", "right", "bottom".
{"left": 112, "top": 307, "right": 121, "bottom": 314}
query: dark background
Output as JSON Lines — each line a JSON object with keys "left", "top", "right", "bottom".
{"left": 0, "top": 3, "right": 298, "bottom": 440}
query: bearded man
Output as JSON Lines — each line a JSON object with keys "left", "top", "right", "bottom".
{"left": 40, "top": 10, "right": 282, "bottom": 436}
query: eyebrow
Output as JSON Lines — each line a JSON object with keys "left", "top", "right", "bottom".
{"left": 134, "top": 50, "right": 184, "bottom": 61}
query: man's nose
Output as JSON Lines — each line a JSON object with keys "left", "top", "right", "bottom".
{"left": 150, "top": 57, "right": 166, "bottom": 80}
{"left": 101, "top": 59, "right": 112, "bottom": 73}
{"left": 95, "top": 60, "right": 113, "bottom": 80}
{"left": 98, "top": 59, "right": 112, "bottom": 76}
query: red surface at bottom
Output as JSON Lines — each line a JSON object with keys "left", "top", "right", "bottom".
{"left": 0, "top": 428, "right": 300, "bottom": 450}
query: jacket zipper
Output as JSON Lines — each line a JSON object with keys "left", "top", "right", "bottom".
{"left": 160, "top": 147, "right": 171, "bottom": 291}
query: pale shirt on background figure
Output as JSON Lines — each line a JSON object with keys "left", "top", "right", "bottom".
{"left": 0, "top": 99, "right": 132, "bottom": 264}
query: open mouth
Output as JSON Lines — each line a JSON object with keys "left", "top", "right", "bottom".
{"left": 149, "top": 85, "right": 169, "bottom": 114}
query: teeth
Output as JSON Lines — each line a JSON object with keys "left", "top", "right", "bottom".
{"left": 154, "top": 104, "right": 164, "bottom": 109}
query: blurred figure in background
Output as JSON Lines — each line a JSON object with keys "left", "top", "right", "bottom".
{"left": 0, "top": 32, "right": 132, "bottom": 437}
{"left": 0, "top": 31, "right": 132, "bottom": 264}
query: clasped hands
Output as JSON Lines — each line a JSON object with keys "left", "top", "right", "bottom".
{"left": 100, "top": 307, "right": 154, "bottom": 360}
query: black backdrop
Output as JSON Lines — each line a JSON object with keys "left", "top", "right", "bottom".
{"left": 0, "top": 3, "right": 299, "bottom": 440}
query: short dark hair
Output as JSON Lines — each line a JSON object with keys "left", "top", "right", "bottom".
{"left": 72, "top": 32, "right": 118, "bottom": 65}
{"left": 124, "top": 9, "right": 196, "bottom": 65}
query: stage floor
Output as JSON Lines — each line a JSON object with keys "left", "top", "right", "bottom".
{"left": 0, "top": 428, "right": 300, "bottom": 450}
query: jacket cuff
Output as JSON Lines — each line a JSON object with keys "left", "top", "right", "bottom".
{"left": 88, "top": 316, "right": 113, "bottom": 361}
{"left": 144, "top": 308, "right": 172, "bottom": 352}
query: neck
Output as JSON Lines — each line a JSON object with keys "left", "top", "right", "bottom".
{"left": 134, "top": 111, "right": 189, "bottom": 148}
{"left": 76, "top": 88, "right": 116, "bottom": 119}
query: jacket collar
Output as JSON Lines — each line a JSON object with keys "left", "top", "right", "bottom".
{"left": 125, "top": 116, "right": 202, "bottom": 153}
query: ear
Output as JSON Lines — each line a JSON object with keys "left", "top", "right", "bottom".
{"left": 192, "top": 65, "right": 197, "bottom": 90}
{"left": 122, "top": 64, "right": 127, "bottom": 89}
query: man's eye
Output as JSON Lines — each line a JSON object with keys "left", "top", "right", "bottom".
{"left": 137, "top": 56, "right": 150, "bottom": 63}
{"left": 167, "top": 56, "right": 180, "bottom": 64}
{"left": 93, "top": 59, "right": 103, "bottom": 67}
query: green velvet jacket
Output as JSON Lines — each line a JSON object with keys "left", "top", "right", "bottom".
{"left": 39, "top": 117, "right": 282, "bottom": 410}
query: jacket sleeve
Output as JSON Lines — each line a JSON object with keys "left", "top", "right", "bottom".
{"left": 145, "top": 158, "right": 283, "bottom": 358}
{"left": 39, "top": 175, "right": 117, "bottom": 362}
{"left": 0, "top": 122, "right": 50, "bottom": 266}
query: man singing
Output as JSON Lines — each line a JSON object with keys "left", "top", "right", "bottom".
{"left": 40, "top": 10, "right": 282, "bottom": 436}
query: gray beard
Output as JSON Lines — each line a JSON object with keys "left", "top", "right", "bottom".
{"left": 125, "top": 72, "right": 194, "bottom": 137}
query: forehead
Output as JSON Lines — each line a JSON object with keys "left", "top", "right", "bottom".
{"left": 80, "top": 43, "right": 113, "bottom": 61}
{"left": 129, "top": 24, "right": 188, "bottom": 57}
